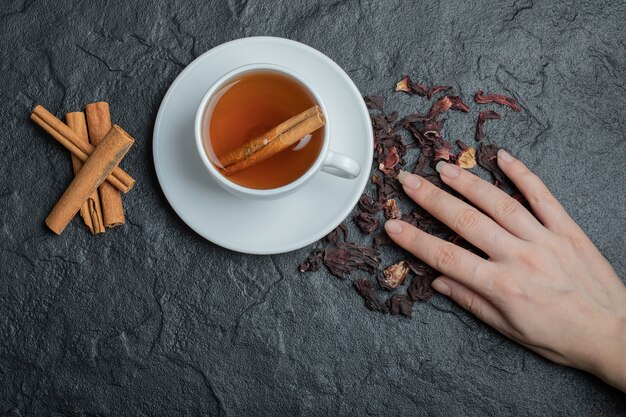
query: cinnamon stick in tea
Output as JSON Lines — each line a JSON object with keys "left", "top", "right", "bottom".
{"left": 220, "top": 106, "right": 325, "bottom": 176}
{"left": 66, "top": 112, "right": 105, "bottom": 235}
{"left": 31, "top": 105, "right": 135, "bottom": 193}
{"left": 85, "top": 102, "right": 124, "bottom": 228}
{"left": 46, "top": 125, "right": 134, "bottom": 235}
{"left": 219, "top": 106, "right": 322, "bottom": 167}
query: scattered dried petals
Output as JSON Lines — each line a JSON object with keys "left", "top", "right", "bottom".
{"left": 395, "top": 76, "right": 413, "bottom": 94}
{"left": 323, "top": 243, "right": 379, "bottom": 279}
{"left": 426, "top": 85, "right": 452, "bottom": 100}
{"left": 407, "top": 274, "right": 435, "bottom": 301}
{"left": 475, "top": 110, "right": 501, "bottom": 141}
{"left": 364, "top": 95, "right": 385, "bottom": 111}
{"left": 325, "top": 223, "right": 348, "bottom": 244}
{"left": 476, "top": 143, "right": 508, "bottom": 185}
{"left": 394, "top": 76, "right": 452, "bottom": 100}
{"left": 378, "top": 146, "right": 400, "bottom": 175}
{"left": 373, "top": 232, "right": 393, "bottom": 248}
{"left": 383, "top": 199, "right": 401, "bottom": 220}
{"left": 433, "top": 143, "right": 452, "bottom": 162}
{"left": 474, "top": 90, "right": 521, "bottom": 111}
{"left": 379, "top": 261, "right": 410, "bottom": 290}
{"left": 386, "top": 294, "right": 413, "bottom": 317}
{"left": 358, "top": 194, "right": 381, "bottom": 213}
{"left": 299, "top": 250, "right": 323, "bottom": 273}
{"left": 354, "top": 212, "right": 379, "bottom": 234}
{"left": 456, "top": 147, "right": 476, "bottom": 169}
{"left": 354, "top": 278, "right": 388, "bottom": 313}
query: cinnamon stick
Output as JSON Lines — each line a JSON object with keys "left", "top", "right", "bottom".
{"left": 85, "top": 102, "right": 124, "bottom": 228}
{"left": 46, "top": 125, "right": 134, "bottom": 235}
{"left": 218, "top": 106, "right": 321, "bottom": 167}
{"left": 66, "top": 112, "right": 105, "bottom": 235}
{"left": 220, "top": 107, "right": 326, "bottom": 176}
{"left": 30, "top": 105, "right": 135, "bottom": 193}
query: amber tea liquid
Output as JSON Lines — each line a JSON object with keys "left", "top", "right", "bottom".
{"left": 203, "top": 70, "right": 324, "bottom": 189}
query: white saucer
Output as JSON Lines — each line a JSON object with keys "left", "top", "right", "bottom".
{"left": 153, "top": 37, "right": 373, "bottom": 254}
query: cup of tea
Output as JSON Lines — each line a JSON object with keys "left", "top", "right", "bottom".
{"left": 194, "top": 63, "right": 361, "bottom": 199}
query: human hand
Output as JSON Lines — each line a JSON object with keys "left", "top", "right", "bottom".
{"left": 384, "top": 150, "right": 626, "bottom": 391}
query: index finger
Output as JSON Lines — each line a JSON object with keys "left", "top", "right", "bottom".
{"left": 397, "top": 171, "right": 520, "bottom": 260}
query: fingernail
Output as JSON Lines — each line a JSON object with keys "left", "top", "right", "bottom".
{"left": 432, "top": 278, "right": 451, "bottom": 296}
{"left": 384, "top": 220, "right": 403, "bottom": 234}
{"left": 397, "top": 170, "right": 421, "bottom": 190}
{"left": 436, "top": 161, "right": 460, "bottom": 179}
{"left": 497, "top": 149, "right": 514, "bottom": 163}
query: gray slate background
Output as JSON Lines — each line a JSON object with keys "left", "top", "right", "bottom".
{"left": 1, "top": 0, "right": 625, "bottom": 415}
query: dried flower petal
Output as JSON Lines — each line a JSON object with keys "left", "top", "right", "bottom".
{"left": 378, "top": 146, "right": 400, "bottom": 175}
{"left": 433, "top": 143, "right": 451, "bottom": 162}
{"left": 395, "top": 76, "right": 413, "bottom": 94}
{"left": 325, "top": 223, "right": 348, "bottom": 244}
{"left": 474, "top": 90, "right": 521, "bottom": 111}
{"left": 395, "top": 76, "right": 452, "bottom": 100}
{"left": 373, "top": 232, "right": 393, "bottom": 248}
{"left": 386, "top": 294, "right": 413, "bottom": 317}
{"left": 353, "top": 278, "right": 388, "bottom": 313}
{"left": 358, "top": 194, "right": 381, "bottom": 213}
{"left": 456, "top": 147, "right": 476, "bottom": 169}
{"left": 426, "top": 85, "right": 452, "bottom": 100}
{"left": 378, "top": 261, "right": 410, "bottom": 290}
{"left": 475, "top": 110, "right": 501, "bottom": 141}
{"left": 323, "top": 243, "right": 379, "bottom": 279}
{"left": 383, "top": 199, "right": 401, "bottom": 220}
{"left": 354, "top": 212, "right": 379, "bottom": 234}
{"left": 407, "top": 274, "right": 435, "bottom": 302}
{"left": 364, "top": 95, "right": 385, "bottom": 111}
{"left": 476, "top": 143, "right": 508, "bottom": 185}
{"left": 299, "top": 250, "right": 323, "bottom": 272}
{"left": 428, "top": 95, "right": 470, "bottom": 119}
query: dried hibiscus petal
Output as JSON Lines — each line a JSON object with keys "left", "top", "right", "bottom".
{"left": 386, "top": 294, "right": 413, "bottom": 317}
{"left": 433, "top": 143, "right": 452, "bottom": 162}
{"left": 428, "top": 95, "right": 470, "bottom": 119}
{"left": 383, "top": 198, "right": 401, "bottom": 220}
{"left": 413, "top": 146, "right": 433, "bottom": 174}
{"left": 378, "top": 261, "right": 410, "bottom": 290}
{"left": 353, "top": 278, "right": 388, "bottom": 313}
{"left": 364, "top": 95, "right": 385, "bottom": 111}
{"left": 474, "top": 90, "right": 521, "bottom": 111}
{"left": 426, "top": 85, "right": 452, "bottom": 100}
{"left": 373, "top": 232, "right": 393, "bottom": 248}
{"left": 354, "top": 212, "right": 379, "bottom": 234}
{"left": 395, "top": 76, "right": 413, "bottom": 94}
{"left": 325, "top": 223, "right": 348, "bottom": 244}
{"left": 299, "top": 249, "right": 323, "bottom": 272}
{"left": 395, "top": 76, "right": 451, "bottom": 100}
{"left": 475, "top": 110, "right": 501, "bottom": 141}
{"left": 456, "top": 146, "right": 476, "bottom": 169}
{"left": 358, "top": 194, "right": 381, "bottom": 213}
{"left": 323, "top": 243, "right": 379, "bottom": 279}
{"left": 378, "top": 146, "right": 400, "bottom": 175}
{"left": 407, "top": 274, "right": 435, "bottom": 302}
{"left": 405, "top": 258, "right": 435, "bottom": 277}
{"left": 476, "top": 143, "right": 509, "bottom": 185}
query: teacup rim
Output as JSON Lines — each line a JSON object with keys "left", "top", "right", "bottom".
{"left": 194, "top": 62, "right": 330, "bottom": 198}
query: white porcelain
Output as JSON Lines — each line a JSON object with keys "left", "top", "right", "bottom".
{"left": 153, "top": 37, "right": 373, "bottom": 254}
{"left": 194, "top": 63, "right": 361, "bottom": 199}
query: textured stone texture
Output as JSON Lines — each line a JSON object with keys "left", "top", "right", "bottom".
{"left": 1, "top": 0, "right": 625, "bottom": 415}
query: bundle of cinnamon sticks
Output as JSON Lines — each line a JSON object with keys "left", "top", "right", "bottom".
{"left": 31, "top": 102, "right": 136, "bottom": 235}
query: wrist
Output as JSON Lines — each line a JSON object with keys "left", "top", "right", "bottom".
{"left": 591, "top": 310, "right": 626, "bottom": 392}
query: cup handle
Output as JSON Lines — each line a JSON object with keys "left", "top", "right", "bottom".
{"left": 321, "top": 151, "right": 361, "bottom": 179}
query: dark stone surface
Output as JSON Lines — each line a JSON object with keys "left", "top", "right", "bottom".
{"left": 1, "top": 0, "right": 625, "bottom": 415}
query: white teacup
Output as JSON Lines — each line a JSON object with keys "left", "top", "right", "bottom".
{"left": 194, "top": 63, "right": 361, "bottom": 199}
